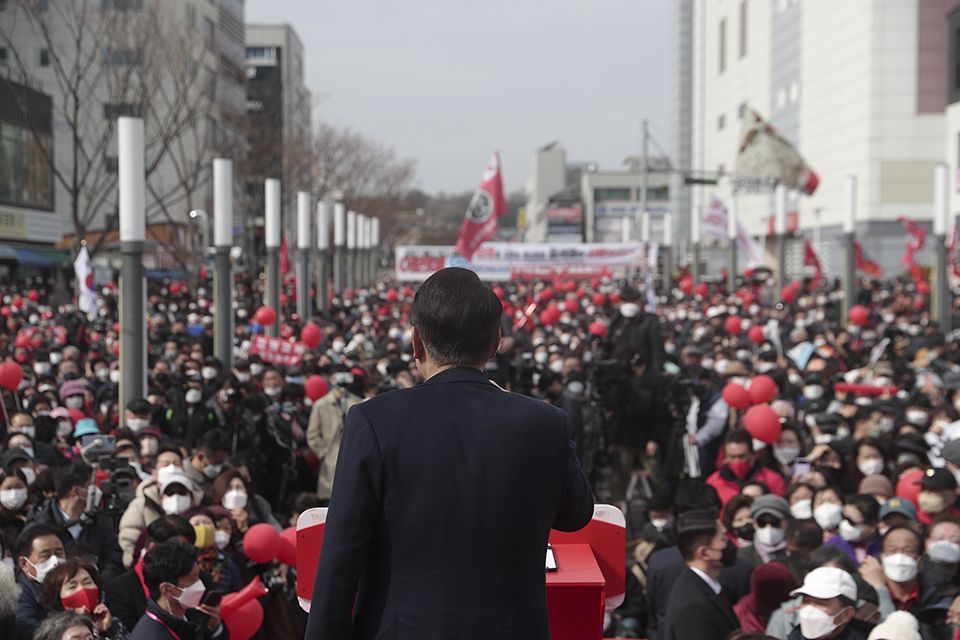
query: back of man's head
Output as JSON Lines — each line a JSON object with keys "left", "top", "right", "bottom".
{"left": 674, "top": 479, "right": 722, "bottom": 516}
{"left": 142, "top": 540, "right": 199, "bottom": 600}
{"left": 54, "top": 460, "right": 91, "bottom": 500}
{"left": 197, "top": 428, "right": 230, "bottom": 458}
{"left": 409, "top": 268, "right": 502, "bottom": 366}
{"left": 676, "top": 509, "right": 719, "bottom": 562}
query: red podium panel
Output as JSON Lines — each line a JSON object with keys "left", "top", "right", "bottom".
{"left": 546, "top": 543, "right": 605, "bottom": 640}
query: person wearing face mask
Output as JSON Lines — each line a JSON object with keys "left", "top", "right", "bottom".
{"left": 742, "top": 496, "right": 790, "bottom": 565}
{"left": 133, "top": 540, "right": 225, "bottom": 640}
{"left": 8, "top": 410, "right": 63, "bottom": 468}
{"left": 40, "top": 560, "right": 126, "bottom": 640}
{"left": 824, "top": 494, "right": 881, "bottom": 565}
{"left": 706, "top": 429, "right": 787, "bottom": 506}
{"left": 306, "top": 367, "right": 363, "bottom": 503}
{"left": 722, "top": 494, "right": 756, "bottom": 548}
{"left": 0, "top": 466, "right": 31, "bottom": 550}
{"left": 604, "top": 286, "right": 666, "bottom": 380}
{"left": 914, "top": 468, "right": 960, "bottom": 525}
{"left": 920, "top": 516, "right": 960, "bottom": 599}
{"left": 686, "top": 365, "right": 730, "bottom": 479}
{"left": 786, "top": 567, "right": 864, "bottom": 640}
{"left": 858, "top": 524, "right": 927, "bottom": 617}
{"left": 15, "top": 523, "right": 68, "bottom": 640}
{"left": 640, "top": 492, "right": 677, "bottom": 544}
{"left": 23, "top": 459, "right": 124, "bottom": 581}
{"left": 812, "top": 487, "right": 846, "bottom": 540}
{"left": 184, "top": 508, "right": 243, "bottom": 594}
{"left": 662, "top": 510, "right": 740, "bottom": 640}
{"left": 124, "top": 398, "right": 156, "bottom": 435}
{"left": 182, "top": 430, "right": 232, "bottom": 501}
{"left": 59, "top": 381, "right": 90, "bottom": 418}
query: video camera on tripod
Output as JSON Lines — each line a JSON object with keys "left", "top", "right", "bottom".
{"left": 79, "top": 434, "right": 136, "bottom": 529}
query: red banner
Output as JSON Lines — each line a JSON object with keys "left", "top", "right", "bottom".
{"left": 455, "top": 153, "right": 507, "bottom": 261}
{"left": 280, "top": 235, "right": 291, "bottom": 276}
{"left": 249, "top": 335, "right": 308, "bottom": 365}
{"left": 854, "top": 241, "right": 883, "bottom": 277}
{"left": 804, "top": 238, "right": 821, "bottom": 282}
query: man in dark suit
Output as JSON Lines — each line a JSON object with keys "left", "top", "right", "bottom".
{"left": 305, "top": 267, "right": 594, "bottom": 640}
{"left": 663, "top": 510, "right": 740, "bottom": 640}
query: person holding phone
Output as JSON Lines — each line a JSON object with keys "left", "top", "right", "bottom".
{"left": 40, "top": 560, "right": 127, "bottom": 640}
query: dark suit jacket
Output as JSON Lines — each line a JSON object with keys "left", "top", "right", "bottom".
{"left": 305, "top": 366, "right": 594, "bottom": 640}
{"left": 663, "top": 567, "right": 740, "bottom": 640}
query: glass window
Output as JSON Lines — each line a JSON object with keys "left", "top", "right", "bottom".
{"left": 739, "top": 1, "right": 747, "bottom": 58}
{"left": 203, "top": 18, "right": 215, "bottom": 52}
{"left": 594, "top": 188, "right": 632, "bottom": 202}
{"left": 718, "top": 114, "right": 726, "bottom": 130}
{"left": 719, "top": 18, "right": 726, "bottom": 73}
{"left": 39, "top": 48, "right": 49, "bottom": 67}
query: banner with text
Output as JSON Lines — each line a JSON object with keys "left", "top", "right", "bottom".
{"left": 249, "top": 335, "right": 308, "bottom": 366}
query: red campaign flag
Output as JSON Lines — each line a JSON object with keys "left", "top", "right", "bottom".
{"left": 951, "top": 226, "right": 960, "bottom": 277}
{"left": 455, "top": 152, "right": 507, "bottom": 261}
{"left": 899, "top": 217, "right": 928, "bottom": 251}
{"left": 854, "top": 240, "right": 884, "bottom": 278}
{"left": 803, "top": 238, "right": 822, "bottom": 282}
{"left": 279, "top": 235, "right": 291, "bottom": 276}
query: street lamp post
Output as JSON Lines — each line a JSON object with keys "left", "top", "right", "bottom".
{"left": 775, "top": 184, "right": 787, "bottom": 287}
{"left": 118, "top": 117, "right": 146, "bottom": 411}
{"left": 844, "top": 176, "right": 857, "bottom": 320}
{"left": 663, "top": 212, "right": 673, "bottom": 291}
{"left": 333, "top": 203, "right": 345, "bottom": 295}
{"left": 265, "top": 178, "right": 281, "bottom": 337}
{"left": 213, "top": 159, "right": 234, "bottom": 369}
{"left": 347, "top": 210, "right": 357, "bottom": 290}
{"left": 728, "top": 196, "right": 738, "bottom": 292}
{"left": 317, "top": 201, "right": 329, "bottom": 313}
{"left": 370, "top": 217, "right": 380, "bottom": 281}
{"left": 297, "top": 191, "right": 311, "bottom": 319}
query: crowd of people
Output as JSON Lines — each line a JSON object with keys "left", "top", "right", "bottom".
{"left": 0, "top": 268, "right": 959, "bottom": 640}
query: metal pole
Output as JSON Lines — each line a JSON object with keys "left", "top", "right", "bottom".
{"left": 213, "top": 159, "right": 234, "bottom": 369}
{"left": 641, "top": 211, "right": 650, "bottom": 282}
{"left": 775, "top": 183, "right": 787, "bottom": 287}
{"left": 935, "top": 164, "right": 949, "bottom": 329}
{"left": 297, "top": 191, "right": 311, "bottom": 319}
{"left": 370, "top": 218, "right": 380, "bottom": 283}
{"left": 362, "top": 216, "right": 372, "bottom": 287}
{"left": 640, "top": 120, "right": 648, "bottom": 283}
{"left": 663, "top": 212, "right": 673, "bottom": 291}
{"left": 317, "top": 201, "right": 329, "bottom": 313}
{"left": 118, "top": 117, "right": 146, "bottom": 410}
{"left": 347, "top": 210, "right": 357, "bottom": 291}
{"left": 265, "top": 178, "right": 281, "bottom": 337}
{"left": 357, "top": 214, "right": 367, "bottom": 287}
{"left": 333, "top": 203, "right": 345, "bottom": 295}
{"left": 728, "top": 195, "right": 737, "bottom": 292}
{"left": 691, "top": 204, "right": 701, "bottom": 284}
{"left": 844, "top": 175, "right": 857, "bottom": 319}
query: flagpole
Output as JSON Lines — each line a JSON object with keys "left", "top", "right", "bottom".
{"left": 844, "top": 175, "right": 857, "bottom": 320}
{"left": 663, "top": 213, "right": 673, "bottom": 291}
{"left": 265, "top": 178, "right": 281, "bottom": 338}
{"left": 935, "top": 164, "right": 950, "bottom": 330}
{"left": 728, "top": 195, "right": 738, "bottom": 293}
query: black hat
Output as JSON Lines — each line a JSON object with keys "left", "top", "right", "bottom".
{"left": 619, "top": 287, "right": 641, "bottom": 302}
{"left": 914, "top": 467, "right": 957, "bottom": 491}
{"left": 126, "top": 397, "right": 153, "bottom": 414}
{"left": 0, "top": 448, "right": 31, "bottom": 467}
{"left": 942, "top": 440, "right": 960, "bottom": 467}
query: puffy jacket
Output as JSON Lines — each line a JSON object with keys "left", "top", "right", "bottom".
{"left": 306, "top": 389, "right": 361, "bottom": 500}
{"left": 118, "top": 477, "right": 205, "bottom": 567}
{"left": 706, "top": 461, "right": 786, "bottom": 506}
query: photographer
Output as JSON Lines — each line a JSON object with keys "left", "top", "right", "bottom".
{"left": 306, "top": 367, "right": 363, "bottom": 504}
{"left": 25, "top": 460, "right": 124, "bottom": 581}
{"left": 185, "top": 376, "right": 253, "bottom": 451}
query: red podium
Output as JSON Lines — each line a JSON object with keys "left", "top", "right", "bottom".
{"left": 296, "top": 504, "right": 625, "bottom": 640}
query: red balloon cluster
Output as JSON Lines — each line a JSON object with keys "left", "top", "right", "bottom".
{"left": 724, "top": 316, "right": 742, "bottom": 335}
{"left": 781, "top": 286, "right": 797, "bottom": 304}
{"left": 253, "top": 306, "right": 277, "bottom": 326}
{"left": 848, "top": 305, "right": 869, "bottom": 327}
{"left": 744, "top": 404, "right": 782, "bottom": 444}
{"left": 563, "top": 280, "right": 577, "bottom": 293}
{"left": 722, "top": 383, "right": 751, "bottom": 410}
{"left": 304, "top": 375, "right": 328, "bottom": 401}
{"left": 300, "top": 323, "right": 322, "bottom": 348}
{"left": 679, "top": 277, "right": 694, "bottom": 295}
{"left": 539, "top": 287, "right": 554, "bottom": 301}
{"left": 277, "top": 527, "right": 298, "bottom": 567}
{"left": 539, "top": 304, "right": 562, "bottom": 326}
{"left": 0, "top": 362, "right": 23, "bottom": 391}
{"left": 564, "top": 299, "right": 579, "bottom": 313}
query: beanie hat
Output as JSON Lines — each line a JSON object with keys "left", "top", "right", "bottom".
{"left": 866, "top": 611, "right": 921, "bottom": 640}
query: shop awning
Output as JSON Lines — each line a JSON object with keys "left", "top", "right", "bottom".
{"left": 0, "top": 245, "right": 19, "bottom": 261}
{"left": 29, "top": 248, "right": 74, "bottom": 268}
{"left": 145, "top": 269, "right": 186, "bottom": 280}
{"left": 14, "top": 247, "right": 52, "bottom": 268}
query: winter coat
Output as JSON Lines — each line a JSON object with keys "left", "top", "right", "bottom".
{"left": 118, "top": 477, "right": 205, "bottom": 567}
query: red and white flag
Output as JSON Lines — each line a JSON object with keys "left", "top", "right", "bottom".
{"left": 73, "top": 246, "right": 97, "bottom": 318}
{"left": 455, "top": 153, "right": 507, "bottom": 261}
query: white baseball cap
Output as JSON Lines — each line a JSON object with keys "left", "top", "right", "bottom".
{"left": 160, "top": 471, "right": 194, "bottom": 495}
{"left": 790, "top": 567, "right": 857, "bottom": 602}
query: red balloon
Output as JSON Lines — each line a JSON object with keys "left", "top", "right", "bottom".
{"left": 748, "top": 326, "right": 765, "bottom": 344}
{"left": 917, "top": 280, "right": 931, "bottom": 295}
{"left": 591, "top": 292, "right": 606, "bottom": 307}
{"left": 680, "top": 277, "right": 694, "bottom": 295}
{"left": 386, "top": 288, "right": 399, "bottom": 302}
{"left": 279, "top": 293, "right": 289, "bottom": 305}
{"left": 539, "top": 286, "right": 554, "bottom": 301}
{"left": 724, "top": 316, "right": 743, "bottom": 335}
{"left": 744, "top": 405, "right": 782, "bottom": 444}
{"left": 11, "top": 297, "right": 23, "bottom": 310}
{"left": 224, "top": 599, "right": 263, "bottom": 640}
{"left": 304, "top": 375, "right": 329, "bottom": 401}
{"left": 538, "top": 304, "right": 562, "bottom": 326}
{"left": 27, "top": 290, "right": 39, "bottom": 302}
{"left": 848, "top": 305, "right": 869, "bottom": 327}
{"left": 402, "top": 286, "right": 412, "bottom": 298}
{"left": 895, "top": 469, "right": 925, "bottom": 509}
{"left": 0, "top": 306, "right": 11, "bottom": 318}
{"left": 741, "top": 292, "right": 755, "bottom": 307}
{"left": 242, "top": 523, "right": 281, "bottom": 564}
{"left": 749, "top": 374, "right": 778, "bottom": 405}
{"left": 0, "top": 361, "right": 23, "bottom": 391}
{"left": 168, "top": 282, "right": 181, "bottom": 295}
{"left": 253, "top": 306, "right": 277, "bottom": 326}
{"left": 722, "top": 383, "right": 751, "bottom": 410}
{"left": 564, "top": 299, "right": 579, "bottom": 314}
{"left": 343, "top": 288, "right": 354, "bottom": 298}
{"left": 277, "top": 527, "right": 298, "bottom": 567}
{"left": 563, "top": 280, "right": 577, "bottom": 293}
{"left": 14, "top": 334, "right": 31, "bottom": 349}
{"left": 790, "top": 281, "right": 803, "bottom": 291}
{"left": 608, "top": 291, "right": 621, "bottom": 304}
{"left": 300, "top": 323, "right": 322, "bottom": 348}
{"left": 781, "top": 286, "right": 797, "bottom": 304}
{"left": 588, "top": 321, "right": 607, "bottom": 338}
{"left": 695, "top": 283, "right": 709, "bottom": 298}
{"left": 914, "top": 296, "right": 926, "bottom": 310}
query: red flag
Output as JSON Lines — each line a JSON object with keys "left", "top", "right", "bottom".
{"left": 854, "top": 240, "right": 883, "bottom": 277}
{"left": 899, "top": 217, "right": 927, "bottom": 252}
{"left": 951, "top": 225, "right": 960, "bottom": 277}
{"left": 804, "top": 238, "right": 822, "bottom": 282}
{"left": 455, "top": 153, "right": 507, "bottom": 261}
{"left": 279, "top": 235, "right": 291, "bottom": 276}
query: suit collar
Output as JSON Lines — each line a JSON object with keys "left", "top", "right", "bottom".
{"left": 683, "top": 567, "right": 739, "bottom": 627}
{"left": 422, "top": 366, "right": 491, "bottom": 386}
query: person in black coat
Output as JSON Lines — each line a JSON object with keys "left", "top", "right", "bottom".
{"left": 663, "top": 510, "right": 740, "bottom": 640}
{"left": 305, "top": 268, "right": 594, "bottom": 640}
{"left": 129, "top": 541, "right": 227, "bottom": 640}
{"left": 24, "top": 460, "right": 124, "bottom": 582}
{"left": 15, "top": 523, "right": 67, "bottom": 640}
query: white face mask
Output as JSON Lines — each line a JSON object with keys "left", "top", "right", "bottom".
{"left": 249, "top": 363, "right": 264, "bottom": 377}
{"left": 170, "top": 578, "right": 206, "bottom": 610}
{"left": 202, "top": 463, "right": 222, "bottom": 479}
{"left": 162, "top": 494, "right": 192, "bottom": 515}
{"left": 331, "top": 340, "right": 346, "bottom": 353}
{"left": 883, "top": 553, "right": 919, "bottom": 583}
{"left": 534, "top": 352, "right": 548, "bottom": 365}
{"left": 803, "top": 385, "right": 824, "bottom": 400}
{"left": 791, "top": 499, "right": 813, "bottom": 520}
{"left": 755, "top": 526, "right": 785, "bottom": 546}
{"left": 549, "top": 360, "right": 564, "bottom": 374}
{"left": 906, "top": 410, "right": 928, "bottom": 426}
{"left": 650, "top": 516, "right": 674, "bottom": 532}
{"left": 222, "top": 489, "right": 248, "bottom": 510}
{"left": 567, "top": 381, "right": 584, "bottom": 396}
{"left": 814, "top": 503, "right": 844, "bottom": 531}
{"left": 264, "top": 386, "right": 281, "bottom": 397}
{"left": 858, "top": 459, "right": 885, "bottom": 477}
{"left": 20, "top": 467, "right": 36, "bottom": 485}
{"left": 201, "top": 367, "right": 218, "bottom": 380}
{"left": 928, "top": 540, "right": 960, "bottom": 564}
{"left": 798, "top": 605, "right": 842, "bottom": 640}
{"left": 620, "top": 303, "right": 641, "bottom": 318}
{"left": 185, "top": 389, "right": 203, "bottom": 404}
{"left": 27, "top": 555, "right": 62, "bottom": 583}
{"left": 0, "top": 488, "right": 28, "bottom": 511}
{"left": 14, "top": 427, "right": 35, "bottom": 440}
{"left": 235, "top": 372, "right": 251, "bottom": 384}
{"left": 33, "top": 362, "right": 51, "bottom": 375}
{"left": 110, "top": 370, "right": 121, "bottom": 384}
{"left": 57, "top": 421, "right": 73, "bottom": 438}
{"left": 775, "top": 446, "right": 801, "bottom": 465}
{"left": 214, "top": 530, "right": 231, "bottom": 550}
{"left": 65, "top": 396, "right": 84, "bottom": 410}
{"left": 838, "top": 519, "right": 865, "bottom": 542}
{"left": 127, "top": 418, "right": 150, "bottom": 432}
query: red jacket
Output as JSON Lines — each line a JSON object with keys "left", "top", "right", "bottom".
{"left": 707, "top": 463, "right": 787, "bottom": 505}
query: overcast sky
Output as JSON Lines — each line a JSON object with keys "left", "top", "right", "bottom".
{"left": 246, "top": 1, "right": 673, "bottom": 195}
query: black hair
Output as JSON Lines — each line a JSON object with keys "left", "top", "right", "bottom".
{"left": 676, "top": 509, "right": 720, "bottom": 562}
{"left": 785, "top": 482, "right": 815, "bottom": 504}
{"left": 408, "top": 268, "right": 502, "bottom": 366}
{"left": 725, "top": 428, "right": 753, "bottom": 447}
{"left": 881, "top": 522, "right": 923, "bottom": 553}
{"left": 674, "top": 478, "right": 722, "bottom": 515}
{"left": 807, "top": 544, "right": 858, "bottom": 576}
{"left": 156, "top": 444, "right": 184, "bottom": 461}
{"left": 741, "top": 480, "right": 770, "bottom": 495}
{"left": 17, "top": 523, "right": 63, "bottom": 558}
{"left": 785, "top": 519, "right": 823, "bottom": 551}
{"left": 54, "top": 460, "right": 92, "bottom": 500}
{"left": 146, "top": 515, "right": 197, "bottom": 546}
{"left": 142, "top": 540, "right": 200, "bottom": 600}
{"left": 196, "top": 428, "right": 230, "bottom": 457}
{"left": 846, "top": 494, "right": 880, "bottom": 525}
{"left": 287, "top": 491, "right": 324, "bottom": 517}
